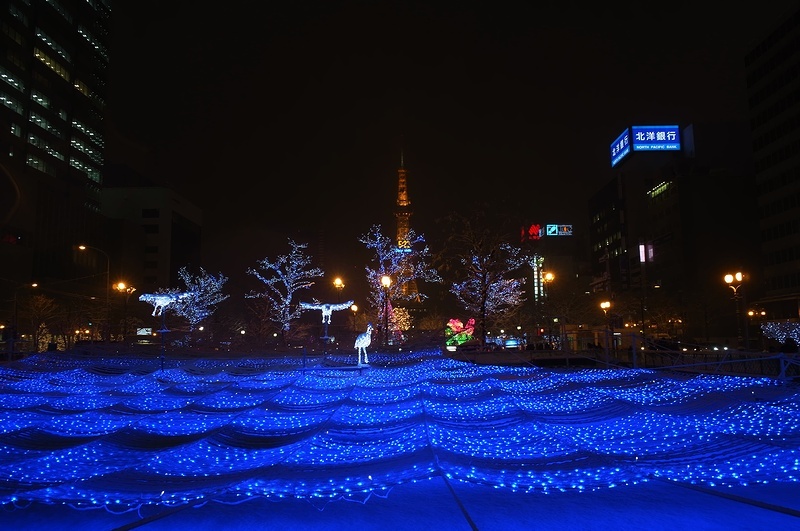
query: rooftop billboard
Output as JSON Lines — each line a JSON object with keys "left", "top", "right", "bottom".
{"left": 631, "top": 125, "right": 681, "bottom": 151}
{"left": 610, "top": 128, "right": 630, "bottom": 167}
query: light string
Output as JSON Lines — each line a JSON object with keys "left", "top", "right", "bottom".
{"left": 0, "top": 349, "right": 798, "bottom": 512}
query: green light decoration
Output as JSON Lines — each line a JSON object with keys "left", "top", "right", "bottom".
{"left": 445, "top": 318, "right": 476, "bottom": 346}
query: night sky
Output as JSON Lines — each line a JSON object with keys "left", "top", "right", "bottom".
{"left": 104, "top": 1, "right": 796, "bottom": 298}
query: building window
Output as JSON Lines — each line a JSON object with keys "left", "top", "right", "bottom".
{"left": 33, "top": 47, "right": 69, "bottom": 82}
{"left": 142, "top": 208, "right": 159, "bottom": 218}
{"left": 0, "top": 92, "right": 21, "bottom": 114}
{"left": 26, "top": 154, "right": 55, "bottom": 175}
{"left": 0, "top": 65, "right": 24, "bottom": 92}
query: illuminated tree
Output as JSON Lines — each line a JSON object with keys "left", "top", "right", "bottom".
{"left": 171, "top": 267, "right": 230, "bottom": 331}
{"left": 358, "top": 224, "right": 441, "bottom": 325}
{"left": 246, "top": 239, "right": 324, "bottom": 344}
{"left": 392, "top": 306, "right": 412, "bottom": 339}
{"left": 437, "top": 211, "right": 527, "bottom": 345}
{"left": 449, "top": 249, "right": 526, "bottom": 343}
{"left": 761, "top": 321, "right": 800, "bottom": 352}
{"left": 26, "top": 294, "right": 59, "bottom": 353}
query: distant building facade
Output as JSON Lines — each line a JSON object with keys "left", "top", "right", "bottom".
{"left": 102, "top": 184, "right": 202, "bottom": 291}
{"left": 747, "top": 5, "right": 800, "bottom": 321}
{"left": 588, "top": 123, "right": 760, "bottom": 343}
{"left": 0, "top": 0, "right": 113, "bottom": 289}
{"left": 0, "top": 2, "right": 202, "bottom": 339}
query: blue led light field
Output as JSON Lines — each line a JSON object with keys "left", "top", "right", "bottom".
{"left": 0, "top": 349, "right": 798, "bottom": 513}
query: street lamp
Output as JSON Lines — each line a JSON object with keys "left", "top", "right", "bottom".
{"left": 381, "top": 275, "right": 392, "bottom": 348}
{"left": 10, "top": 282, "right": 38, "bottom": 358}
{"left": 115, "top": 282, "right": 136, "bottom": 340}
{"left": 350, "top": 304, "right": 358, "bottom": 332}
{"left": 724, "top": 272, "right": 744, "bottom": 348}
{"left": 542, "top": 272, "right": 555, "bottom": 345}
{"left": 748, "top": 308, "right": 767, "bottom": 350}
{"left": 78, "top": 245, "right": 110, "bottom": 342}
{"left": 600, "top": 300, "right": 613, "bottom": 361}
{"left": 333, "top": 277, "right": 344, "bottom": 303}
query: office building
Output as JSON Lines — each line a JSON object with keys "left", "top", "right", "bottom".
{"left": 0, "top": 1, "right": 202, "bottom": 344}
{"left": 747, "top": 4, "right": 800, "bottom": 320}
{"left": 1, "top": 0, "right": 112, "bottom": 287}
{"left": 589, "top": 123, "right": 759, "bottom": 343}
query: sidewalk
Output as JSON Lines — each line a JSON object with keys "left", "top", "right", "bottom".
{"left": 3, "top": 476, "right": 799, "bottom": 530}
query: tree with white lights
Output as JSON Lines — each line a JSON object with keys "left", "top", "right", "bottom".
{"left": 246, "top": 239, "right": 324, "bottom": 344}
{"left": 438, "top": 211, "right": 527, "bottom": 345}
{"left": 761, "top": 321, "right": 800, "bottom": 352}
{"left": 359, "top": 224, "right": 441, "bottom": 329}
{"left": 26, "top": 294, "right": 59, "bottom": 353}
{"left": 449, "top": 248, "right": 526, "bottom": 343}
{"left": 170, "top": 267, "right": 230, "bottom": 331}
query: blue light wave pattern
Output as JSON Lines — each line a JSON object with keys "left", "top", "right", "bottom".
{"left": 0, "top": 349, "right": 799, "bottom": 509}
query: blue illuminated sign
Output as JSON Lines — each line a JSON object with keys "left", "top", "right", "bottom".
{"left": 546, "top": 224, "right": 573, "bottom": 236}
{"left": 631, "top": 125, "right": 680, "bottom": 151}
{"left": 610, "top": 128, "right": 630, "bottom": 167}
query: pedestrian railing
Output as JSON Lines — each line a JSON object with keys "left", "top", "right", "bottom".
{"left": 606, "top": 347, "right": 800, "bottom": 380}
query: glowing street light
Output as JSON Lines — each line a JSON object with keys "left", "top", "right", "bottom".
{"left": 115, "top": 282, "right": 136, "bottom": 340}
{"left": 600, "top": 300, "right": 614, "bottom": 361}
{"left": 10, "top": 282, "right": 38, "bottom": 358}
{"left": 542, "top": 272, "right": 555, "bottom": 345}
{"left": 381, "top": 275, "right": 392, "bottom": 348}
{"left": 350, "top": 304, "right": 358, "bottom": 332}
{"left": 724, "top": 271, "right": 745, "bottom": 348}
{"left": 78, "top": 244, "right": 110, "bottom": 342}
{"left": 748, "top": 308, "right": 767, "bottom": 350}
{"left": 333, "top": 277, "right": 344, "bottom": 303}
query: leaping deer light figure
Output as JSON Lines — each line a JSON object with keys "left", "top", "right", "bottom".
{"left": 138, "top": 292, "right": 190, "bottom": 316}
{"left": 354, "top": 323, "right": 373, "bottom": 366}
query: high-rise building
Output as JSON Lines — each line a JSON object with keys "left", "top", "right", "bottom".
{"left": 0, "top": 0, "right": 112, "bottom": 286}
{"left": 747, "top": 4, "right": 800, "bottom": 320}
{"left": 0, "top": 2, "right": 203, "bottom": 344}
{"left": 589, "top": 123, "right": 759, "bottom": 343}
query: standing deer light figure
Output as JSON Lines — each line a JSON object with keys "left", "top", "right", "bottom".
{"left": 354, "top": 323, "right": 373, "bottom": 366}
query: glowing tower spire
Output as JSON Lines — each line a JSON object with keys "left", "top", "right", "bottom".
{"left": 395, "top": 150, "right": 411, "bottom": 250}
{"left": 394, "top": 150, "right": 419, "bottom": 298}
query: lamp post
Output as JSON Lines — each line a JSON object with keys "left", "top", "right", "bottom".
{"left": 78, "top": 245, "right": 110, "bottom": 342}
{"left": 600, "top": 300, "right": 612, "bottom": 364}
{"left": 350, "top": 304, "right": 358, "bottom": 332}
{"left": 10, "top": 282, "right": 38, "bottom": 358}
{"left": 381, "top": 275, "right": 391, "bottom": 348}
{"left": 748, "top": 308, "right": 766, "bottom": 350}
{"left": 542, "top": 272, "right": 555, "bottom": 346}
{"left": 333, "top": 277, "right": 344, "bottom": 303}
{"left": 724, "top": 272, "right": 744, "bottom": 348}
{"left": 115, "top": 282, "right": 136, "bottom": 340}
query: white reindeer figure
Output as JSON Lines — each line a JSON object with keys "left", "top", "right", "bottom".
{"left": 139, "top": 292, "right": 190, "bottom": 316}
{"left": 354, "top": 323, "right": 373, "bottom": 366}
